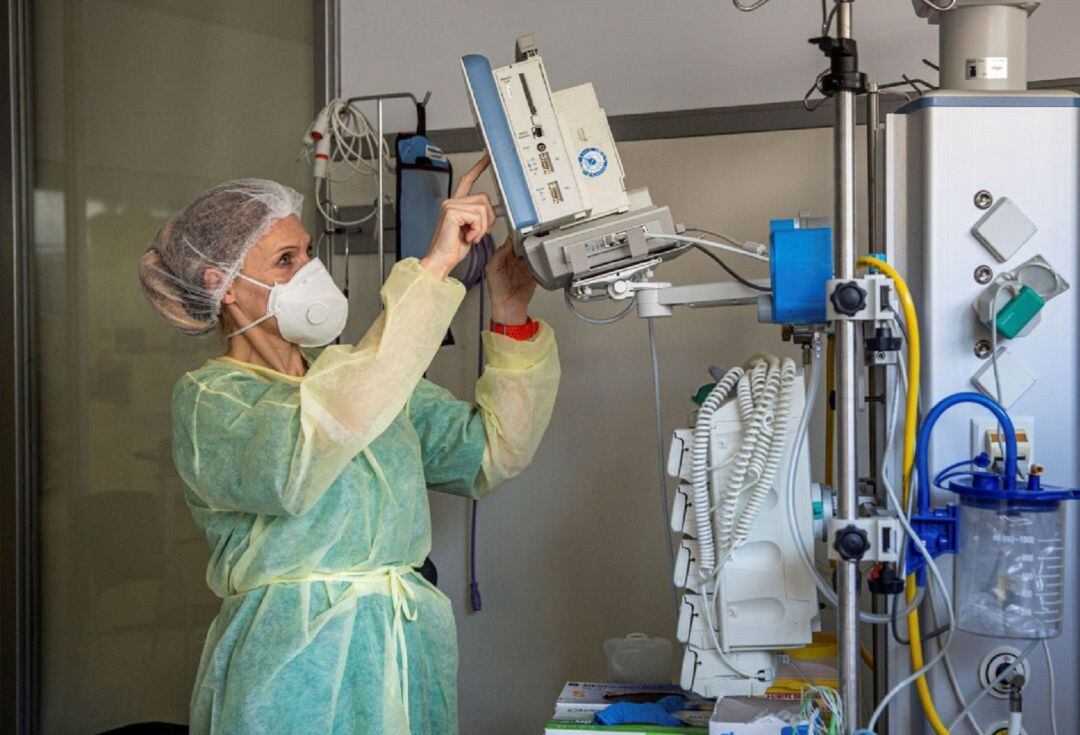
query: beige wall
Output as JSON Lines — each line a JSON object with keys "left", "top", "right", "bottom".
{"left": 330, "top": 126, "right": 871, "bottom": 733}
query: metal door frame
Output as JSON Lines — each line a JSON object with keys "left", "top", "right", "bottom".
{"left": 0, "top": 2, "right": 338, "bottom": 732}
{"left": 0, "top": 0, "right": 36, "bottom": 732}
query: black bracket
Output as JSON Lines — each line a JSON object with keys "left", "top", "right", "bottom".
{"left": 808, "top": 35, "right": 868, "bottom": 96}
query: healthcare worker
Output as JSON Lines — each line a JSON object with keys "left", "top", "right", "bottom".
{"left": 137, "top": 158, "right": 560, "bottom": 734}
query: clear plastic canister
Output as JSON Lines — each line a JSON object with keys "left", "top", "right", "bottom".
{"left": 954, "top": 499, "right": 1064, "bottom": 638}
{"left": 603, "top": 633, "right": 673, "bottom": 683}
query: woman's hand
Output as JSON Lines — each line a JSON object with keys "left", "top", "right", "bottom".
{"left": 420, "top": 156, "right": 496, "bottom": 280}
{"left": 486, "top": 238, "right": 537, "bottom": 326}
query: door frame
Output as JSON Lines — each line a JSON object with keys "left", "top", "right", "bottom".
{"left": 0, "top": 2, "right": 338, "bottom": 732}
{"left": 0, "top": 0, "right": 37, "bottom": 732}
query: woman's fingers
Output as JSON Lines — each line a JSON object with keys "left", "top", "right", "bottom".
{"left": 442, "top": 203, "right": 491, "bottom": 243}
{"left": 452, "top": 155, "right": 491, "bottom": 199}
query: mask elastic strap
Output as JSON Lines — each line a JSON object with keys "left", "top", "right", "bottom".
{"left": 226, "top": 312, "right": 274, "bottom": 340}
{"left": 236, "top": 272, "right": 273, "bottom": 291}
{"left": 225, "top": 272, "right": 275, "bottom": 339}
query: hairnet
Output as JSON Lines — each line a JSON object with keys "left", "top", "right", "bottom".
{"left": 138, "top": 178, "right": 304, "bottom": 335}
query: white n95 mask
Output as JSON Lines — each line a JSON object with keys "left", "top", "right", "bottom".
{"left": 227, "top": 258, "right": 348, "bottom": 347}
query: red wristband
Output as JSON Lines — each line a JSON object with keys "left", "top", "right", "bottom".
{"left": 489, "top": 317, "right": 539, "bottom": 341}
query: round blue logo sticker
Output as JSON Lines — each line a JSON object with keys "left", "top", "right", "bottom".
{"left": 578, "top": 147, "right": 608, "bottom": 177}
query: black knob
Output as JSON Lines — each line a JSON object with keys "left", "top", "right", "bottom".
{"left": 834, "top": 524, "right": 870, "bottom": 562}
{"left": 831, "top": 281, "right": 867, "bottom": 317}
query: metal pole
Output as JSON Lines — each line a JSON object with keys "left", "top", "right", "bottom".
{"left": 865, "top": 79, "right": 888, "bottom": 735}
{"left": 834, "top": 1, "right": 861, "bottom": 730}
{"left": 377, "top": 97, "right": 385, "bottom": 294}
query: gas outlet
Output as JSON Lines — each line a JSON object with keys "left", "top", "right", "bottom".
{"left": 982, "top": 723, "right": 1026, "bottom": 735}
{"left": 978, "top": 646, "right": 1029, "bottom": 699}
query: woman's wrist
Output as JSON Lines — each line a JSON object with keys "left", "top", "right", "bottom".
{"left": 490, "top": 303, "right": 529, "bottom": 326}
{"left": 419, "top": 255, "right": 455, "bottom": 281}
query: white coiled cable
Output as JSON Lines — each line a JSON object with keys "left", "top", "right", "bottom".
{"left": 716, "top": 356, "right": 781, "bottom": 553}
{"left": 732, "top": 357, "right": 796, "bottom": 546}
{"left": 691, "top": 366, "right": 745, "bottom": 573}
{"left": 736, "top": 371, "right": 755, "bottom": 423}
{"left": 744, "top": 355, "right": 781, "bottom": 488}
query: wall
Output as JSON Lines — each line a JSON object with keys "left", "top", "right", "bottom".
{"left": 339, "top": 0, "right": 1080, "bottom": 133}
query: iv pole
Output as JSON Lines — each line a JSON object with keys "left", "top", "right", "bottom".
{"left": 833, "top": 0, "right": 862, "bottom": 728}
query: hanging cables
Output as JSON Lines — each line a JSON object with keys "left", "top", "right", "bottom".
{"left": 302, "top": 99, "right": 395, "bottom": 228}
{"left": 732, "top": 0, "right": 773, "bottom": 10}
{"left": 563, "top": 288, "right": 638, "bottom": 325}
{"left": 918, "top": 0, "right": 959, "bottom": 11}
{"left": 647, "top": 318, "right": 680, "bottom": 623}
{"left": 1043, "top": 638, "right": 1060, "bottom": 735}
{"left": 857, "top": 256, "right": 955, "bottom": 735}
{"left": 650, "top": 232, "right": 770, "bottom": 262}
{"left": 681, "top": 230, "right": 771, "bottom": 292}
{"left": 688, "top": 244, "right": 770, "bottom": 292}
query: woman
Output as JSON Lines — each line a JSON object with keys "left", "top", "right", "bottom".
{"left": 137, "top": 158, "right": 560, "bottom": 734}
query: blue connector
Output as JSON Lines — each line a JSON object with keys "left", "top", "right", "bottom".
{"left": 906, "top": 505, "right": 958, "bottom": 584}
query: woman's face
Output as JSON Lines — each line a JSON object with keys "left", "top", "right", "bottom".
{"left": 219, "top": 214, "right": 312, "bottom": 336}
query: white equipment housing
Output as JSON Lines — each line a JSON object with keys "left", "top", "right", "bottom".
{"left": 461, "top": 36, "right": 680, "bottom": 291}
{"left": 886, "top": 89, "right": 1080, "bottom": 733}
{"left": 666, "top": 372, "right": 816, "bottom": 697}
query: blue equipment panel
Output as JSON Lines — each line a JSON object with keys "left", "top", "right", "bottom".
{"left": 460, "top": 54, "right": 539, "bottom": 232}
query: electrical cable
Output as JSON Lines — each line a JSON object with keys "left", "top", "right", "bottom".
{"left": 647, "top": 318, "right": 681, "bottom": 623}
{"left": 1043, "top": 638, "right": 1059, "bottom": 735}
{"left": 732, "top": 0, "right": 773, "bottom": 10}
{"left": 469, "top": 273, "right": 485, "bottom": 613}
{"left": 926, "top": 570, "right": 981, "bottom": 735}
{"left": 789, "top": 656, "right": 819, "bottom": 688}
{"left": 784, "top": 336, "right": 922, "bottom": 623}
{"left": 820, "top": 0, "right": 839, "bottom": 35}
{"left": 868, "top": 432, "right": 957, "bottom": 732}
{"left": 305, "top": 100, "right": 395, "bottom": 228}
{"left": 645, "top": 233, "right": 770, "bottom": 263}
{"left": 682, "top": 226, "right": 768, "bottom": 257}
{"left": 946, "top": 639, "right": 1038, "bottom": 732}
{"left": 688, "top": 243, "right": 771, "bottom": 292}
{"left": 563, "top": 288, "right": 637, "bottom": 324}
{"left": 918, "top": 0, "right": 958, "bottom": 10}
{"left": 857, "top": 256, "right": 953, "bottom": 735}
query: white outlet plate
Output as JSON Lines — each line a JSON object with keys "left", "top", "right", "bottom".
{"left": 970, "top": 415, "right": 1034, "bottom": 465}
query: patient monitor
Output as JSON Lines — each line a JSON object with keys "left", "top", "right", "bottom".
{"left": 461, "top": 35, "right": 680, "bottom": 290}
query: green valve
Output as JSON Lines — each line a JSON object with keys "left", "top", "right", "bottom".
{"left": 691, "top": 383, "right": 717, "bottom": 406}
{"left": 812, "top": 501, "right": 824, "bottom": 520}
{"left": 995, "top": 285, "right": 1044, "bottom": 339}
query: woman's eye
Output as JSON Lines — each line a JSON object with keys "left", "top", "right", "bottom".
{"left": 278, "top": 253, "right": 292, "bottom": 266}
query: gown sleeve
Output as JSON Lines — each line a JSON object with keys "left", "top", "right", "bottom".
{"left": 171, "top": 258, "right": 465, "bottom": 517}
{"left": 408, "top": 322, "right": 560, "bottom": 499}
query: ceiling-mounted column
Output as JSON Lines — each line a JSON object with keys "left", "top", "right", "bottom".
{"left": 915, "top": 0, "right": 1041, "bottom": 91}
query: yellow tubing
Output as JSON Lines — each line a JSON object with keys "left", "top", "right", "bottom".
{"left": 860, "top": 644, "right": 875, "bottom": 671}
{"left": 857, "top": 257, "right": 950, "bottom": 735}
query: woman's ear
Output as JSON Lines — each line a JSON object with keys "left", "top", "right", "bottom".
{"left": 204, "top": 267, "right": 236, "bottom": 305}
